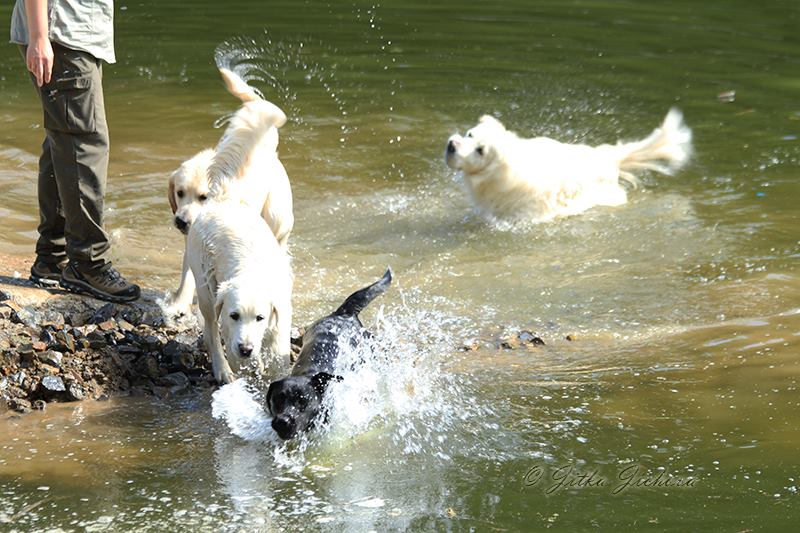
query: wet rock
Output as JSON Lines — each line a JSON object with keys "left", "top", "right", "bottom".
{"left": 9, "top": 397, "right": 32, "bottom": 413}
{"left": 142, "top": 335, "right": 161, "bottom": 351}
{"left": 460, "top": 339, "right": 480, "bottom": 351}
{"left": 159, "top": 371, "right": 189, "bottom": 391}
{"left": 136, "top": 355, "right": 161, "bottom": 380}
{"left": 518, "top": 331, "right": 545, "bottom": 346}
{"left": 500, "top": 331, "right": 545, "bottom": 350}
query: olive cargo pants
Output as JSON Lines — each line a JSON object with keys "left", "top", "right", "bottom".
{"left": 22, "top": 43, "right": 110, "bottom": 272}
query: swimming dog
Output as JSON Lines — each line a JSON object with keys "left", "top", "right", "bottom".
{"left": 445, "top": 108, "right": 692, "bottom": 222}
{"left": 266, "top": 268, "right": 392, "bottom": 440}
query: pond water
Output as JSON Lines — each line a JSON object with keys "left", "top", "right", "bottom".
{"left": 1, "top": 0, "right": 799, "bottom": 530}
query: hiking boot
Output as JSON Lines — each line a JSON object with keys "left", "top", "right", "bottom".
{"left": 30, "top": 257, "right": 68, "bottom": 287}
{"left": 60, "top": 262, "right": 141, "bottom": 303}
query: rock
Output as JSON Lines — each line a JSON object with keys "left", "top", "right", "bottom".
{"left": 136, "top": 356, "right": 161, "bottom": 380}
{"left": 32, "top": 399, "right": 46, "bottom": 411}
{"left": 38, "top": 350, "right": 63, "bottom": 367}
{"left": 67, "top": 382, "right": 85, "bottom": 401}
{"left": 53, "top": 331, "right": 76, "bottom": 353}
{"left": 0, "top": 289, "right": 9, "bottom": 301}
{"left": 500, "top": 336, "right": 521, "bottom": 350}
{"left": 117, "top": 345, "right": 142, "bottom": 355}
{"left": 86, "top": 331, "right": 107, "bottom": 349}
{"left": 9, "top": 397, "right": 32, "bottom": 413}
{"left": 39, "top": 328, "right": 57, "bottom": 345}
{"left": 0, "top": 307, "right": 13, "bottom": 320}
{"left": 142, "top": 335, "right": 161, "bottom": 351}
{"left": 89, "top": 303, "right": 117, "bottom": 324}
{"left": 117, "top": 318, "right": 135, "bottom": 332}
{"left": 518, "top": 331, "right": 545, "bottom": 346}
{"left": 460, "top": 339, "right": 480, "bottom": 351}
{"left": 18, "top": 343, "right": 35, "bottom": 356}
{"left": 97, "top": 320, "right": 116, "bottom": 332}
{"left": 160, "top": 371, "right": 189, "bottom": 388}
{"left": 40, "top": 375, "right": 66, "bottom": 396}
{"left": 565, "top": 334, "right": 575, "bottom": 341}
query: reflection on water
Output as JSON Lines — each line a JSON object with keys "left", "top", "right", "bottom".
{"left": 1, "top": 0, "right": 800, "bottom": 530}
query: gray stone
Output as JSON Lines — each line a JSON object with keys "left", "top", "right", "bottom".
{"left": 38, "top": 350, "right": 63, "bottom": 368}
{"left": 40, "top": 375, "right": 66, "bottom": 393}
{"left": 67, "top": 383, "right": 85, "bottom": 401}
{"left": 89, "top": 303, "right": 117, "bottom": 324}
{"left": 159, "top": 372, "right": 189, "bottom": 389}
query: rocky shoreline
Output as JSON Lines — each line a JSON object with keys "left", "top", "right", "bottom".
{"left": 0, "top": 269, "right": 213, "bottom": 414}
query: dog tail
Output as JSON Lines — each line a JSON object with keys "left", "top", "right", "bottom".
{"left": 615, "top": 108, "right": 692, "bottom": 187}
{"left": 219, "top": 67, "right": 262, "bottom": 103}
{"left": 218, "top": 68, "right": 287, "bottom": 129}
{"left": 335, "top": 268, "right": 393, "bottom": 317}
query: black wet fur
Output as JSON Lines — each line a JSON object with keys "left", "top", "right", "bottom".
{"left": 266, "top": 268, "right": 392, "bottom": 440}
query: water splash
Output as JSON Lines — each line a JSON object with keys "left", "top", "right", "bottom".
{"left": 211, "top": 289, "right": 499, "bottom": 463}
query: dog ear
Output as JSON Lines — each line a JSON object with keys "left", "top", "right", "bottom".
{"left": 310, "top": 372, "right": 343, "bottom": 395}
{"left": 479, "top": 114, "right": 505, "bottom": 130}
{"left": 168, "top": 174, "right": 178, "bottom": 214}
{"left": 265, "top": 381, "right": 276, "bottom": 414}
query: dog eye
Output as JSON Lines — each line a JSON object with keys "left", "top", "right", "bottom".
{"left": 255, "top": 314, "right": 265, "bottom": 322}
{"left": 229, "top": 312, "right": 240, "bottom": 321}
{"left": 475, "top": 146, "right": 484, "bottom": 155}
{"left": 199, "top": 194, "right": 208, "bottom": 202}
{"left": 176, "top": 190, "right": 185, "bottom": 198}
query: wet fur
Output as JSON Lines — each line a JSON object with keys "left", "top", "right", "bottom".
{"left": 266, "top": 268, "right": 393, "bottom": 440}
{"left": 445, "top": 108, "right": 692, "bottom": 222}
{"left": 187, "top": 202, "right": 293, "bottom": 384}
{"left": 167, "top": 68, "right": 293, "bottom": 315}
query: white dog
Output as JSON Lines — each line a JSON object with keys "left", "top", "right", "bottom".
{"left": 167, "top": 68, "right": 294, "bottom": 315}
{"left": 445, "top": 109, "right": 692, "bottom": 222}
{"left": 187, "top": 201, "right": 293, "bottom": 384}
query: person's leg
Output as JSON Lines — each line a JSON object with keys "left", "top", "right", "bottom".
{"left": 19, "top": 45, "right": 67, "bottom": 284}
{"left": 31, "top": 43, "right": 139, "bottom": 301}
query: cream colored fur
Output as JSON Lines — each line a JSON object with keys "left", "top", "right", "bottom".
{"left": 187, "top": 201, "right": 293, "bottom": 384}
{"left": 167, "top": 68, "right": 293, "bottom": 315}
{"left": 445, "top": 108, "right": 692, "bottom": 222}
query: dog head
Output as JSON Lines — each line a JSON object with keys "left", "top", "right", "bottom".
{"left": 215, "top": 277, "right": 280, "bottom": 375}
{"left": 445, "top": 115, "right": 508, "bottom": 174}
{"left": 266, "top": 372, "right": 341, "bottom": 440}
{"left": 168, "top": 149, "right": 214, "bottom": 234}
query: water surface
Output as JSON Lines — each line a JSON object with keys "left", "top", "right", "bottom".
{"left": 1, "top": 1, "right": 799, "bottom": 530}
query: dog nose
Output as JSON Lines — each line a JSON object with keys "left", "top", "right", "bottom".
{"left": 174, "top": 217, "right": 188, "bottom": 232}
{"left": 238, "top": 343, "right": 253, "bottom": 357}
{"left": 272, "top": 415, "right": 295, "bottom": 439}
{"left": 446, "top": 140, "right": 456, "bottom": 154}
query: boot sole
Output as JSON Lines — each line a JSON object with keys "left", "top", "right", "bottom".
{"left": 29, "top": 274, "right": 61, "bottom": 287}
{"left": 59, "top": 277, "right": 139, "bottom": 304}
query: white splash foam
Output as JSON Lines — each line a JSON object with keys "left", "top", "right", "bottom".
{"left": 211, "top": 379, "right": 279, "bottom": 443}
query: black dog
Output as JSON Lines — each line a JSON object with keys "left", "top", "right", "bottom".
{"left": 266, "top": 268, "right": 392, "bottom": 440}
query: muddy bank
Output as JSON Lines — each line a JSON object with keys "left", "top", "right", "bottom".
{"left": 0, "top": 260, "right": 214, "bottom": 414}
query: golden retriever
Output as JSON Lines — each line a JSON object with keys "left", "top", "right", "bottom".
{"left": 445, "top": 108, "right": 692, "bottom": 222}
{"left": 167, "top": 68, "right": 293, "bottom": 315}
{"left": 187, "top": 201, "right": 293, "bottom": 384}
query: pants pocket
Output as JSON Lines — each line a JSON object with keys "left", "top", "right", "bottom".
{"left": 43, "top": 74, "right": 97, "bottom": 134}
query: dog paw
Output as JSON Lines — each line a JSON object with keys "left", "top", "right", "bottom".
{"left": 215, "top": 368, "right": 236, "bottom": 385}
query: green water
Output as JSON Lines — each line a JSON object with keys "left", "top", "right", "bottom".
{"left": 1, "top": 1, "right": 799, "bottom": 531}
